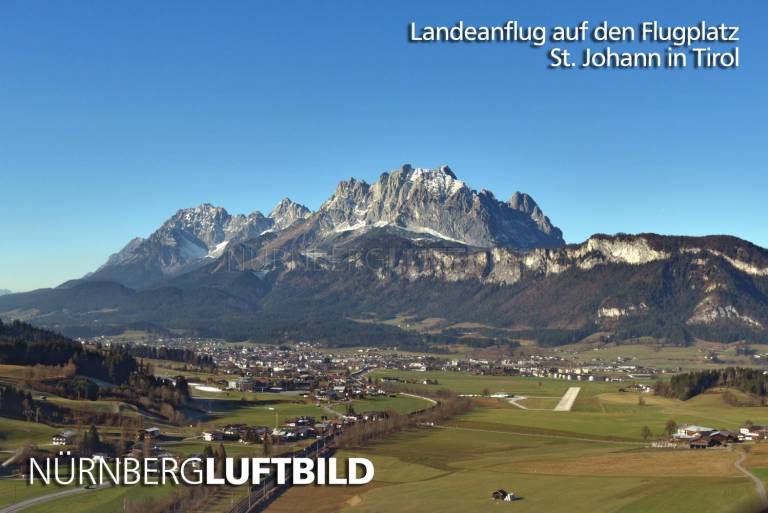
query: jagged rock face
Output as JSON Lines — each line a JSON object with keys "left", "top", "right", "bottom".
{"left": 688, "top": 297, "right": 763, "bottom": 329}
{"left": 270, "top": 198, "right": 312, "bottom": 230}
{"left": 85, "top": 164, "right": 564, "bottom": 288}
{"left": 164, "top": 203, "right": 232, "bottom": 247}
{"left": 2, "top": 231, "right": 767, "bottom": 343}
{"left": 314, "top": 164, "right": 564, "bottom": 248}
{"left": 91, "top": 201, "right": 311, "bottom": 288}
{"left": 508, "top": 192, "right": 559, "bottom": 237}
{"left": 94, "top": 204, "right": 242, "bottom": 285}
{"left": 355, "top": 234, "right": 671, "bottom": 285}
{"left": 285, "top": 232, "right": 766, "bottom": 338}
{"left": 18, "top": 164, "right": 768, "bottom": 344}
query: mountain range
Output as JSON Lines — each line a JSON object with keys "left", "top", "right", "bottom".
{"left": 1, "top": 164, "right": 766, "bottom": 347}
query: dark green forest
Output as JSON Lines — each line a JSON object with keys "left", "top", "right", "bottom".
{"left": 655, "top": 367, "right": 768, "bottom": 400}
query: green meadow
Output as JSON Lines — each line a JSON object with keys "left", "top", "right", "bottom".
{"left": 21, "top": 483, "right": 173, "bottom": 513}
{"left": 332, "top": 395, "right": 433, "bottom": 416}
{"left": 0, "top": 480, "right": 71, "bottom": 509}
{"left": 3, "top": 364, "right": 767, "bottom": 513}
{"left": 267, "top": 371, "right": 768, "bottom": 513}
{"left": 0, "top": 417, "right": 59, "bottom": 450}
{"left": 371, "top": 369, "right": 622, "bottom": 397}
{"left": 568, "top": 340, "right": 759, "bottom": 370}
{"left": 199, "top": 396, "right": 328, "bottom": 428}
{"left": 272, "top": 417, "right": 759, "bottom": 513}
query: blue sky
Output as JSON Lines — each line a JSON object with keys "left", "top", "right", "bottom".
{"left": 0, "top": 1, "right": 765, "bottom": 291}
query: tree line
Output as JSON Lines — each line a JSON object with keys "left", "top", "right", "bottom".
{"left": 1, "top": 320, "right": 193, "bottom": 424}
{"left": 0, "top": 319, "right": 85, "bottom": 366}
{"left": 117, "top": 344, "right": 214, "bottom": 368}
{"left": 655, "top": 367, "right": 768, "bottom": 400}
{"left": 334, "top": 393, "right": 472, "bottom": 449}
{"left": 1, "top": 319, "right": 139, "bottom": 385}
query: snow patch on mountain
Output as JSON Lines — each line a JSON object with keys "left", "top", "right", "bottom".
{"left": 207, "top": 241, "right": 230, "bottom": 259}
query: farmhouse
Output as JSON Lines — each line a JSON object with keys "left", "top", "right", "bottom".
{"left": 227, "top": 377, "right": 254, "bottom": 391}
{"left": 238, "top": 426, "right": 270, "bottom": 443}
{"left": 690, "top": 437, "right": 721, "bottom": 449}
{"left": 491, "top": 489, "right": 517, "bottom": 501}
{"left": 739, "top": 425, "right": 768, "bottom": 441}
{"left": 202, "top": 430, "right": 223, "bottom": 442}
{"left": 140, "top": 427, "right": 161, "bottom": 439}
{"left": 52, "top": 430, "right": 78, "bottom": 446}
{"left": 222, "top": 424, "right": 247, "bottom": 436}
{"left": 674, "top": 424, "right": 713, "bottom": 441}
{"left": 687, "top": 430, "right": 737, "bottom": 448}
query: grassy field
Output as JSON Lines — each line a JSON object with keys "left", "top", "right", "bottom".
{"left": 4, "top": 357, "right": 767, "bottom": 513}
{"left": 267, "top": 371, "right": 768, "bottom": 513}
{"left": 331, "top": 395, "right": 433, "bottom": 416}
{"left": 0, "top": 480, "right": 72, "bottom": 508}
{"left": 198, "top": 396, "right": 328, "bottom": 428}
{"left": 517, "top": 396, "right": 562, "bottom": 410}
{"left": 567, "top": 340, "right": 762, "bottom": 370}
{"left": 0, "top": 417, "right": 59, "bottom": 450}
{"left": 21, "top": 483, "right": 173, "bottom": 513}
{"left": 371, "top": 369, "right": 622, "bottom": 397}
{"left": 0, "top": 364, "right": 32, "bottom": 382}
{"left": 447, "top": 390, "right": 768, "bottom": 442}
{"left": 269, "top": 424, "right": 759, "bottom": 513}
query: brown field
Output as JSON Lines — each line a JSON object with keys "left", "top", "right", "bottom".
{"left": 744, "top": 443, "right": 768, "bottom": 468}
{"left": 266, "top": 483, "right": 378, "bottom": 513}
{"left": 0, "top": 364, "right": 32, "bottom": 381}
{"left": 513, "top": 448, "right": 742, "bottom": 477}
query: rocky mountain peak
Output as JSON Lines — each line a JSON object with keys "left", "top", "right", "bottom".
{"left": 88, "top": 164, "right": 565, "bottom": 288}
{"left": 269, "top": 198, "right": 312, "bottom": 230}
{"left": 316, "top": 164, "right": 564, "bottom": 249}
{"left": 509, "top": 192, "right": 537, "bottom": 213}
{"left": 162, "top": 203, "right": 232, "bottom": 247}
{"left": 398, "top": 165, "right": 467, "bottom": 198}
{"left": 508, "top": 191, "right": 559, "bottom": 236}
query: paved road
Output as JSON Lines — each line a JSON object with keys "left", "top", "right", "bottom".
{"left": 507, "top": 396, "right": 529, "bottom": 410}
{"left": 506, "top": 395, "right": 562, "bottom": 411}
{"left": 734, "top": 449, "right": 768, "bottom": 508}
{"left": 0, "top": 484, "right": 111, "bottom": 513}
{"left": 323, "top": 392, "right": 434, "bottom": 419}
{"left": 554, "top": 387, "right": 581, "bottom": 411}
{"left": 399, "top": 392, "right": 437, "bottom": 405}
{"left": 322, "top": 404, "right": 343, "bottom": 418}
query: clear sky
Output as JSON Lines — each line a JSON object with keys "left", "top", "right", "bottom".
{"left": 0, "top": 1, "right": 765, "bottom": 291}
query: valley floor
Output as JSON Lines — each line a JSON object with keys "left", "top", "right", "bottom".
{"left": 3, "top": 370, "right": 768, "bottom": 513}
{"left": 265, "top": 372, "right": 768, "bottom": 513}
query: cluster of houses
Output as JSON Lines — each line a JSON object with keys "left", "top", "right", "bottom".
{"left": 85, "top": 329, "right": 684, "bottom": 398}
{"left": 199, "top": 409, "right": 391, "bottom": 446}
{"left": 201, "top": 416, "right": 326, "bottom": 443}
{"left": 672, "top": 424, "right": 739, "bottom": 448}
{"left": 52, "top": 426, "right": 161, "bottom": 447}
{"left": 738, "top": 424, "right": 768, "bottom": 441}
{"left": 51, "top": 429, "right": 79, "bottom": 446}
{"left": 619, "top": 383, "right": 654, "bottom": 393}
{"left": 651, "top": 423, "right": 768, "bottom": 449}
{"left": 85, "top": 333, "right": 674, "bottom": 405}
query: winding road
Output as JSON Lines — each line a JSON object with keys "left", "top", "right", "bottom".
{"left": 398, "top": 392, "right": 437, "bottom": 405}
{"left": 733, "top": 449, "right": 768, "bottom": 508}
